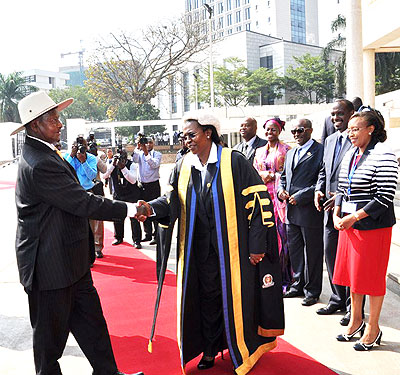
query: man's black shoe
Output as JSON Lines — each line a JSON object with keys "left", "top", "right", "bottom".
{"left": 283, "top": 289, "right": 304, "bottom": 298}
{"left": 197, "top": 356, "right": 215, "bottom": 370}
{"left": 95, "top": 251, "right": 104, "bottom": 259}
{"left": 142, "top": 236, "right": 152, "bottom": 242}
{"left": 112, "top": 239, "right": 123, "bottom": 246}
{"left": 134, "top": 242, "right": 142, "bottom": 249}
{"left": 115, "top": 371, "right": 144, "bottom": 375}
{"left": 149, "top": 239, "right": 157, "bottom": 245}
{"left": 302, "top": 296, "right": 318, "bottom": 306}
{"left": 340, "top": 311, "right": 351, "bottom": 326}
{"left": 316, "top": 304, "right": 345, "bottom": 315}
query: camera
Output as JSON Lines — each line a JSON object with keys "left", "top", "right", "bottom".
{"left": 76, "top": 136, "right": 87, "bottom": 154}
{"left": 137, "top": 133, "right": 148, "bottom": 145}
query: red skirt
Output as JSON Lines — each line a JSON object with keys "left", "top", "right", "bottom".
{"left": 333, "top": 226, "right": 392, "bottom": 296}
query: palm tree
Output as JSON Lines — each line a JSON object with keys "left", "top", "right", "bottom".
{"left": 322, "top": 14, "right": 346, "bottom": 99}
{"left": 0, "top": 72, "right": 33, "bottom": 122}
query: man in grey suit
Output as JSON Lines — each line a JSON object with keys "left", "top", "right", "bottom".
{"left": 12, "top": 91, "right": 143, "bottom": 375}
{"left": 278, "top": 119, "right": 324, "bottom": 306}
{"left": 233, "top": 117, "right": 267, "bottom": 165}
{"left": 314, "top": 99, "right": 354, "bottom": 321}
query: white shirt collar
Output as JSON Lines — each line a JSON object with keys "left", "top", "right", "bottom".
{"left": 187, "top": 142, "right": 218, "bottom": 172}
{"left": 26, "top": 134, "right": 57, "bottom": 151}
{"left": 297, "top": 137, "right": 314, "bottom": 151}
{"left": 245, "top": 135, "right": 257, "bottom": 147}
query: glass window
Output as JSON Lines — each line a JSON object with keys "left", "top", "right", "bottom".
{"left": 218, "top": 16, "right": 224, "bottom": 28}
{"left": 227, "top": 13, "right": 232, "bottom": 25}
{"left": 235, "top": 10, "right": 241, "bottom": 23}
{"left": 217, "top": 1, "right": 224, "bottom": 13}
{"left": 228, "top": 28, "right": 233, "bottom": 34}
{"left": 245, "top": 23, "right": 251, "bottom": 30}
{"left": 244, "top": 7, "right": 250, "bottom": 20}
{"left": 235, "top": 0, "right": 240, "bottom": 8}
{"left": 290, "top": 0, "right": 306, "bottom": 43}
{"left": 226, "top": 0, "right": 232, "bottom": 11}
{"left": 183, "top": 72, "right": 190, "bottom": 112}
{"left": 236, "top": 25, "right": 242, "bottom": 32}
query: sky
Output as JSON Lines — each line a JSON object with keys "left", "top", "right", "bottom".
{"left": 0, "top": 0, "right": 185, "bottom": 74}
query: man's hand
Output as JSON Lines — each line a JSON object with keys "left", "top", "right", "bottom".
{"left": 135, "top": 200, "right": 152, "bottom": 222}
{"left": 288, "top": 195, "right": 297, "bottom": 205}
{"left": 70, "top": 144, "right": 78, "bottom": 158}
{"left": 322, "top": 193, "right": 336, "bottom": 211}
{"left": 76, "top": 151, "right": 87, "bottom": 163}
{"left": 278, "top": 190, "right": 289, "bottom": 201}
{"left": 249, "top": 253, "right": 265, "bottom": 266}
{"left": 113, "top": 155, "right": 119, "bottom": 167}
{"left": 314, "top": 191, "right": 325, "bottom": 211}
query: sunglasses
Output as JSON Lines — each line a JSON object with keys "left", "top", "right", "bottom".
{"left": 291, "top": 127, "right": 307, "bottom": 135}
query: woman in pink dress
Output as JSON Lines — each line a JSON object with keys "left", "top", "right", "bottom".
{"left": 253, "top": 117, "right": 292, "bottom": 291}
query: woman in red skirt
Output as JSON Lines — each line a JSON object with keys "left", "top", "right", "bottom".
{"left": 333, "top": 109, "right": 398, "bottom": 351}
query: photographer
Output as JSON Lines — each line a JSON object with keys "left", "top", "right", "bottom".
{"left": 132, "top": 135, "right": 162, "bottom": 244}
{"left": 102, "top": 149, "right": 142, "bottom": 249}
{"left": 65, "top": 135, "right": 97, "bottom": 191}
{"left": 87, "top": 142, "right": 108, "bottom": 258}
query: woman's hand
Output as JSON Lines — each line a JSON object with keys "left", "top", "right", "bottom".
{"left": 333, "top": 213, "right": 342, "bottom": 231}
{"left": 135, "top": 200, "right": 152, "bottom": 222}
{"left": 249, "top": 253, "right": 265, "bottom": 266}
{"left": 338, "top": 215, "right": 357, "bottom": 230}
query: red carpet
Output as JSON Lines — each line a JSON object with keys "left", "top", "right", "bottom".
{"left": 92, "top": 230, "right": 336, "bottom": 375}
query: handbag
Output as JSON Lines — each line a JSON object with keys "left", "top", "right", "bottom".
{"left": 91, "top": 179, "right": 104, "bottom": 196}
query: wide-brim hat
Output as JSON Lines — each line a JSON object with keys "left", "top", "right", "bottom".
{"left": 183, "top": 112, "right": 221, "bottom": 135}
{"left": 10, "top": 91, "right": 73, "bottom": 136}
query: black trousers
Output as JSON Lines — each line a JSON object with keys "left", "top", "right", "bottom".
{"left": 113, "top": 216, "right": 142, "bottom": 243}
{"left": 141, "top": 181, "right": 161, "bottom": 238}
{"left": 28, "top": 271, "right": 117, "bottom": 375}
{"left": 324, "top": 215, "right": 350, "bottom": 309}
{"left": 194, "top": 246, "right": 223, "bottom": 357}
{"left": 287, "top": 223, "right": 323, "bottom": 298}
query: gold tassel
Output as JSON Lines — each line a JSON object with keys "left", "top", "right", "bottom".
{"left": 148, "top": 340, "right": 153, "bottom": 353}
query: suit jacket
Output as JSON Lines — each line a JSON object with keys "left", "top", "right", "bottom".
{"left": 278, "top": 140, "right": 324, "bottom": 228}
{"left": 233, "top": 135, "right": 267, "bottom": 165}
{"left": 321, "top": 115, "right": 336, "bottom": 144}
{"left": 316, "top": 132, "right": 353, "bottom": 224}
{"left": 15, "top": 137, "right": 128, "bottom": 291}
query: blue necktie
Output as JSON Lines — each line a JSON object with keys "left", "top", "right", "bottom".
{"left": 333, "top": 135, "right": 343, "bottom": 167}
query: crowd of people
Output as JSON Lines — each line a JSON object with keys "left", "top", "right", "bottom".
{"left": 10, "top": 90, "right": 398, "bottom": 375}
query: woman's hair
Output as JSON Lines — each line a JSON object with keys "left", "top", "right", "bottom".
{"left": 263, "top": 117, "right": 285, "bottom": 132}
{"left": 350, "top": 109, "right": 387, "bottom": 143}
{"left": 185, "top": 119, "right": 220, "bottom": 144}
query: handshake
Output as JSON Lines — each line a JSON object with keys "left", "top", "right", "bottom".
{"left": 133, "top": 200, "right": 153, "bottom": 222}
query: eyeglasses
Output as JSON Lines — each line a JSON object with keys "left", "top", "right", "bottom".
{"left": 291, "top": 127, "right": 306, "bottom": 135}
{"left": 182, "top": 132, "right": 199, "bottom": 140}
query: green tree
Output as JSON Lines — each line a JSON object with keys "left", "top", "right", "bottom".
{"left": 194, "top": 58, "right": 283, "bottom": 107}
{"left": 0, "top": 72, "right": 34, "bottom": 122}
{"left": 285, "top": 54, "right": 335, "bottom": 104}
{"left": 112, "top": 102, "right": 160, "bottom": 122}
{"left": 48, "top": 86, "right": 107, "bottom": 122}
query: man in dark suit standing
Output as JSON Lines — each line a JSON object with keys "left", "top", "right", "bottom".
{"left": 233, "top": 117, "right": 267, "bottom": 165}
{"left": 314, "top": 99, "right": 354, "bottom": 322}
{"left": 11, "top": 91, "right": 143, "bottom": 375}
{"left": 278, "top": 119, "right": 324, "bottom": 306}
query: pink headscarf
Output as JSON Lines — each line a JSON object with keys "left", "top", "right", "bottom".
{"left": 263, "top": 117, "right": 286, "bottom": 132}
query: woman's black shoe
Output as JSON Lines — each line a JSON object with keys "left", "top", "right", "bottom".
{"left": 197, "top": 357, "right": 215, "bottom": 370}
{"left": 336, "top": 321, "right": 366, "bottom": 342}
{"left": 353, "top": 330, "right": 382, "bottom": 351}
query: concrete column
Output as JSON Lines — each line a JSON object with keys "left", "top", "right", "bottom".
{"left": 110, "top": 126, "right": 116, "bottom": 147}
{"left": 346, "top": 0, "right": 364, "bottom": 100}
{"left": 363, "top": 49, "right": 376, "bottom": 107}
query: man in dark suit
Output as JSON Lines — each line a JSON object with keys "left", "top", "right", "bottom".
{"left": 314, "top": 99, "right": 354, "bottom": 321}
{"left": 12, "top": 91, "right": 143, "bottom": 375}
{"left": 233, "top": 117, "right": 267, "bottom": 164}
{"left": 278, "top": 118, "right": 324, "bottom": 306}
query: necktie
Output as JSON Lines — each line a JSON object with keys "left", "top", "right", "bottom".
{"left": 293, "top": 147, "right": 300, "bottom": 169}
{"left": 333, "top": 135, "right": 342, "bottom": 167}
{"left": 54, "top": 149, "right": 64, "bottom": 160}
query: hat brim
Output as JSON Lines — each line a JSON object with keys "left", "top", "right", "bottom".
{"left": 10, "top": 98, "right": 74, "bottom": 136}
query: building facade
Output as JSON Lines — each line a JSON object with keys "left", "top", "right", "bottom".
{"left": 22, "top": 69, "right": 70, "bottom": 93}
{"left": 185, "top": 0, "right": 319, "bottom": 45}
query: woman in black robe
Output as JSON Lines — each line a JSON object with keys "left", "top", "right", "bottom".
{"left": 137, "top": 113, "right": 284, "bottom": 374}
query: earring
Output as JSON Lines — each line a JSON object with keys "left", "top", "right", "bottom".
{"left": 368, "top": 132, "right": 372, "bottom": 135}
{"left": 207, "top": 136, "right": 210, "bottom": 139}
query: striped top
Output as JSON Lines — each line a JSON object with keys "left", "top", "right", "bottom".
{"left": 336, "top": 141, "right": 398, "bottom": 229}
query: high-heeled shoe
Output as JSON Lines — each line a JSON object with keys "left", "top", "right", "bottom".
{"left": 353, "top": 330, "right": 382, "bottom": 351}
{"left": 197, "top": 356, "right": 215, "bottom": 370}
{"left": 336, "top": 321, "right": 366, "bottom": 342}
